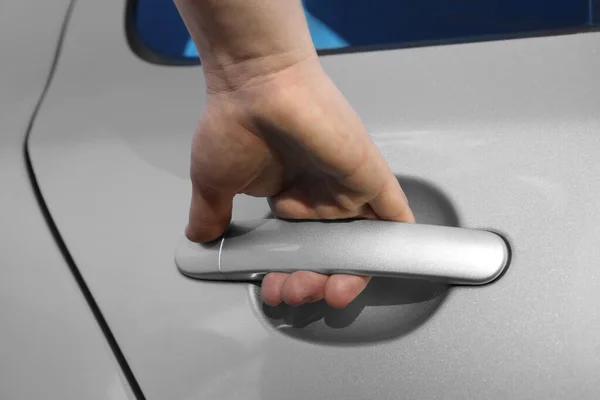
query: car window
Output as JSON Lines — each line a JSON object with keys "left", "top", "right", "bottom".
{"left": 127, "top": 0, "right": 598, "bottom": 64}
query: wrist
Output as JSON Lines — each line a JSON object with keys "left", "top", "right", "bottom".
{"left": 202, "top": 48, "right": 319, "bottom": 93}
{"left": 173, "top": 0, "right": 317, "bottom": 92}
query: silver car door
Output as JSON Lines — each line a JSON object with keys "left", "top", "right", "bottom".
{"left": 0, "top": 0, "right": 135, "bottom": 398}
{"left": 27, "top": 0, "right": 600, "bottom": 399}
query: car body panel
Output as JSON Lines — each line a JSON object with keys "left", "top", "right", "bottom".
{"left": 28, "top": 0, "right": 600, "bottom": 399}
{"left": 0, "top": 0, "right": 135, "bottom": 399}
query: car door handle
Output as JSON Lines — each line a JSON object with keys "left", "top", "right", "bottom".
{"left": 176, "top": 219, "right": 510, "bottom": 285}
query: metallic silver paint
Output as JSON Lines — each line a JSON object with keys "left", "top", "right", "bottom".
{"left": 177, "top": 219, "right": 509, "bottom": 284}
{"left": 27, "top": 0, "right": 600, "bottom": 398}
{"left": 0, "top": 0, "right": 134, "bottom": 398}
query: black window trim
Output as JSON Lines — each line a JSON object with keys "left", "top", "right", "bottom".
{"left": 125, "top": 0, "right": 600, "bottom": 67}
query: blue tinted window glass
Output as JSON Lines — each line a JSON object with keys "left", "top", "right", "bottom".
{"left": 129, "top": 0, "right": 599, "bottom": 63}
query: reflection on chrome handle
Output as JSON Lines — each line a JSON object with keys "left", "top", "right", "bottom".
{"left": 176, "top": 219, "right": 509, "bottom": 285}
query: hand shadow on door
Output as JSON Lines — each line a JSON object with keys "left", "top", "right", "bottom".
{"left": 257, "top": 176, "right": 461, "bottom": 344}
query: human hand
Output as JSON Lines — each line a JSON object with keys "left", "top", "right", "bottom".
{"left": 185, "top": 55, "right": 414, "bottom": 308}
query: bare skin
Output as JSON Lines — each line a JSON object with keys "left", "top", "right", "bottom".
{"left": 174, "top": 0, "right": 415, "bottom": 308}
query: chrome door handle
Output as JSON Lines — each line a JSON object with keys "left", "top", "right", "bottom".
{"left": 176, "top": 219, "right": 509, "bottom": 285}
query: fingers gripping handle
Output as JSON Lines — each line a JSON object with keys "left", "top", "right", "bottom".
{"left": 175, "top": 219, "right": 510, "bottom": 285}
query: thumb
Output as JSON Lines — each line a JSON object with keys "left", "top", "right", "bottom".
{"left": 185, "top": 185, "right": 234, "bottom": 243}
{"left": 369, "top": 173, "right": 415, "bottom": 224}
